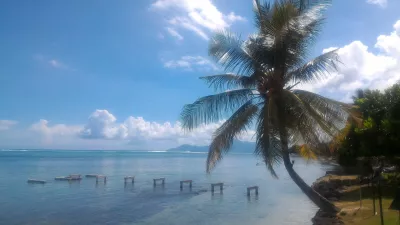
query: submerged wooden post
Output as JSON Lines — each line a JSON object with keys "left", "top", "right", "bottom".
{"left": 247, "top": 186, "right": 259, "bottom": 196}
{"left": 180, "top": 180, "right": 192, "bottom": 190}
{"left": 124, "top": 176, "right": 135, "bottom": 184}
{"left": 211, "top": 183, "right": 223, "bottom": 194}
{"left": 153, "top": 178, "right": 165, "bottom": 186}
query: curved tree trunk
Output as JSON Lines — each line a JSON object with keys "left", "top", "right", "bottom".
{"left": 281, "top": 143, "right": 339, "bottom": 213}
{"left": 274, "top": 92, "right": 339, "bottom": 213}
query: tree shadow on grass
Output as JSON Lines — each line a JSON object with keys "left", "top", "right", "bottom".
{"left": 339, "top": 185, "right": 396, "bottom": 202}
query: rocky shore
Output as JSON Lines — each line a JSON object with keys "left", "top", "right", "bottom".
{"left": 310, "top": 174, "right": 359, "bottom": 225}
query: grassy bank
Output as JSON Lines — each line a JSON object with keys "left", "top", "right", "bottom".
{"left": 333, "top": 176, "right": 398, "bottom": 225}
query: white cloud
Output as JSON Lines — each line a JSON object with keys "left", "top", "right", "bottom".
{"left": 395, "top": 21, "right": 400, "bottom": 34}
{"left": 226, "top": 12, "right": 246, "bottom": 22}
{"left": 48, "top": 59, "right": 67, "bottom": 69}
{"left": 151, "top": 0, "right": 245, "bottom": 40}
{"left": 375, "top": 21, "right": 400, "bottom": 57}
{"left": 168, "top": 17, "right": 209, "bottom": 40}
{"left": 30, "top": 119, "right": 82, "bottom": 144}
{"left": 23, "top": 109, "right": 255, "bottom": 149}
{"left": 34, "top": 54, "right": 71, "bottom": 70}
{"left": 165, "top": 27, "right": 184, "bottom": 41}
{"left": 299, "top": 20, "right": 400, "bottom": 103}
{"left": 79, "top": 110, "right": 128, "bottom": 140}
{"left": 0, "top": 120, "right": 18, "bottom": 130}
{"left": 78, "top": 109, "right": 236, "bottom": 146}
{"left": 366, "top": 0, "right": 387, "bottom": 7}
{"left": 164, "top": 55, "right": 219, "bottom": 71}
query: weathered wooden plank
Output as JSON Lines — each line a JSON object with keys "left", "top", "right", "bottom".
{"left": 27, "top": 179, "right": 46, "bottom": 184}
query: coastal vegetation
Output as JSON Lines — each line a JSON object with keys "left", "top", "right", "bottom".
{"left": 324, "top": 83, "right": 400, "bottom": 224}
{"left": 332, "top": 83, "right": 400, "bottom": 167}
{"left": 180, "top": 0, "right": 351, "bottom": 213}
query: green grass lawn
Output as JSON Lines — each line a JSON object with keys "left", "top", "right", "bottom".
{"left": 336, "top": 184, "right": 399, "bottom": 225}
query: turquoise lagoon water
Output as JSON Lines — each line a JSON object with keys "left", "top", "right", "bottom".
{"left": 0, "top": 150, "right": 331, "bottom": 225}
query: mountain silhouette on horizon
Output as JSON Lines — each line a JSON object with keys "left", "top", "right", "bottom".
{"left": 167, "top": 140, "right": 256, "bottom": 153}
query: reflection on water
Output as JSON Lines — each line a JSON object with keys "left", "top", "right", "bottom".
{"left": 0, "top": 150, "right": 331, "bottom": 225}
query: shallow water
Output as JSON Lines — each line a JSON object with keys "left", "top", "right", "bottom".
{"left": 0, "top": 150, "right": 331, "bottom": 225}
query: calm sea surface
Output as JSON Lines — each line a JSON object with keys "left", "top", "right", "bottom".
{"left": 0, "top": 150, "right": 332, "bottom": 225}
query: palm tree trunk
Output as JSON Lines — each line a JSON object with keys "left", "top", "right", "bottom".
{"left": 281, "top": 141, "right": 339, "bottom": 213}
{"left": 274, "top": 92, "right": 338, "bottom": 213}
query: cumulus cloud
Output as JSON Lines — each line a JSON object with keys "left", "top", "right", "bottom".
{"left": 366, "top": 0, "right": 387, "bottom": 7}
{"left": 77, "top": 109, "right": 254, "bottom": 147}
{"left": 151, "top": 0, "right": 245, "bottom": 40}
{"left": 299, "top": 20, "right": 400, "bottom": 102}
{"left": 164, "top": 55, "right": 219, "bottom": 71}
{"left": 0, "top": 110, "right": 251, "bottom": 149}
{"left": 0, "top": 120, "right": 18, "bottom": 130}
{"left": 375, "top": 21, "right": 400, "bottom": 57}
{"left": 79, "top": 110, "right": 128, "bottom": 140}
{"left": 22, "top": 109, "right": 254, "bottom": 150}
{"left": 30, "top": 119, "right": 82, "bottom": 144}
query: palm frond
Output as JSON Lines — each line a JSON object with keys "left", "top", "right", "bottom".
{"left": 255, "top": 98, "right": 282, "bottom": 178}
{"left": 209, "top": 31, "right": 255, "bottom": 75}
{"left": 289, "top": 115, "right": 323, "bottom": 154}
{"left": 253, "top": 0, "right": 275, "bottom": 37}
{"left": 297, "top": 144, "right": 317, "bottom": 160}
{"left": 283, "top": 90, "right": 349, "bottom": 154}
{"left": 294, "top": 90, "right": 350, "bottom": 139}
{"left": 286, "top": 49, "right": 339, "bottom": 83}
{"left": 293, "top": 89, "right": 349, "bottom": 126}
{"left": 281, "top": 2, "right": 331, "bottom": 70}
{"left": 279, "top": 92, "right": 323, "bottom": 152}
{"left": 200, "top": 74, "right": 257, "bottom": 91}
{"left": 180, "top": 89, "right": 254, "bottom": 131}
{"left": 246, "top": 34, "right": 275, "bottom": 70}
{"left": 284, "top": 90, "right": 338, "bottom": 137}
{"left": 207, "top": 101, "right": 259, "bottom": 173}
{"left": 291, "top": 0, "right": 331, "bottom": 12}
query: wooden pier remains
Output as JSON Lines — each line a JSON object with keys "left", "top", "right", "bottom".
{"left": 153, "top": 178, "right": 165, "bottom": 186}
{"left": 124, "top": 176, "right": 135, "bottom": 184}
{"left": 180, "top": 180, "right": 192, "bottom": 190}
{"left": 96, "top": 175, "right": 107, "bottom": 183}
{"left": 85, "top": 174, "right": 98, "bottom": 178}
{"left": 55, "top": 174, "right": 82, "bottom": 181}
{"left": 27, "top": 179, "right": 46, "bottom": 184}
{"left": 69, "top": 174, "right": 81, "bottom": 178}
{"left": 247, "top": 186, "right": 259, "bottom": 196}
{"left": 211, "top": 183, "right": 223, "bottom": 194}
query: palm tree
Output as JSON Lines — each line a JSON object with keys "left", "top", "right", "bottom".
{"left": 180, "top": 0, "right": 350, "bottom": 213}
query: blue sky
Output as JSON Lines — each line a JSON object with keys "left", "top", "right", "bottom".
{"left": 0, "top": 0, "right": 400, "bottom": 150}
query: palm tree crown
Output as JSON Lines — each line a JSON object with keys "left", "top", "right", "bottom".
{"left": 181, "top": 0, "right": 350, "bottom": 177}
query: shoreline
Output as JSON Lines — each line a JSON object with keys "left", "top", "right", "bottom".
{"left": 311, "top": 173, "right": 351, "bottom": 225}
{"left": 311, "top": 171, "right": 397, "bottom": 225}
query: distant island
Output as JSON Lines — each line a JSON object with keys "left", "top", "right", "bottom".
{"left": 167, "top": 140, "right": 298, "bottom": 154}
{"left": 167, "top": 140, "right": 256, "bottom": 153}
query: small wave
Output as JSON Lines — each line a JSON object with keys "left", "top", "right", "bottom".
{"left": 1, "top": 149, "right": 29, "bottom": 152}
{"left": 183, "top": 151, "right": 206, "bottom": 154}
{"left": 147, "top": 151, "right": 167, "bottom": 153}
